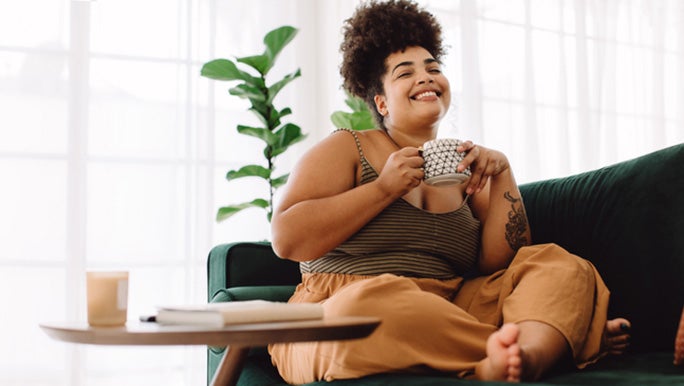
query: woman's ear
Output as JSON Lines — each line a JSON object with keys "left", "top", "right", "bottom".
{"left": 374, "top": 95, "right": 388, "bottom": 117}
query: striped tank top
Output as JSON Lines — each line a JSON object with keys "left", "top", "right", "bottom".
{"left": 300, "top": 129, "right": 481, "bottom": 280}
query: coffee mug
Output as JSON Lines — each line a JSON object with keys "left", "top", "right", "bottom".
{"left": 86, "top": 270, "right": 129, "bottom": 326}
{"left": 421, "top": 138, "right": 471, "bottom": 186}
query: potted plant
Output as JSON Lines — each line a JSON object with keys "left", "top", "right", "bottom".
{"left": 201, "top": 26, "right": 306, "bottom": 223}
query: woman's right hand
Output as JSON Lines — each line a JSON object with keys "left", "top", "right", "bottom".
{"left": 375, "top": 147, "right": 425, "bottom": 198}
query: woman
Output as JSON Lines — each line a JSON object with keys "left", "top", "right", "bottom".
{"left": 269, "top": 0, "right": 630, "bottom": 383}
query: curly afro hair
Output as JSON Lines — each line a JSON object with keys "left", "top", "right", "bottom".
{"left": 340, "top": 0, "right": 445, "bottom": 126}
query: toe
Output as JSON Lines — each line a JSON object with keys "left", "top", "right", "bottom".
{"left": 607, "top": 318, "right": 631, "bottom": 334}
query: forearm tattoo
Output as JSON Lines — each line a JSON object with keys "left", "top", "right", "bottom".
{"left": 504, "top": 191, "right": 529, "bottom": 251}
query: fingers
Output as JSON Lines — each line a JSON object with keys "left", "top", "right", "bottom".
{"left": 397, "top": 146, "right": 425, "bottom": 168}
{"left": 378, "top": 147, "right": 424, "bottom": 196}
{"left": 458, "top": 141, "right": 509, "bottom": 195}
{"left": 395, "top": 147, "right": 425, "bottom": 181}
{"left": 405, "top": 150, "right": 425, "bottom": 184}
{"left": 468, "top": 155, "right": 498, "bottom": 193}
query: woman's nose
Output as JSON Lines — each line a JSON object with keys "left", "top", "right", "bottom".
{"left": 417, "top": 72, "right": 434, "bottom": 84}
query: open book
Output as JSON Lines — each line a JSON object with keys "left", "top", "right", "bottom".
{"left": 155, "top": 300, "right": 324, "bottom": 327}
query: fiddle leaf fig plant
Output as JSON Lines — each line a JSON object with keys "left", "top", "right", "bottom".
{"left": 331, "top": 91, "right": 376, "bottom": 131}
{"left": 201, "top": 26, "right": 306, "bottom": 223}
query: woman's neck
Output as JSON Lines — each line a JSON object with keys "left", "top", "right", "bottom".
{"left": 384, "top": 125, "right": 438, "bottom": 148}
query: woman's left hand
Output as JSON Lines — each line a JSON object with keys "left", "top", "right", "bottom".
{"left": 457, "top": 141, "right": 510, "bottom": 195}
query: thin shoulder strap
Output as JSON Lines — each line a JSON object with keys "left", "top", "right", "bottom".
{"left": 332, "top": 128, "right": 376, "bottom": 184}
{"left": 333, "top": 128, "right": 364, "bottom": 159}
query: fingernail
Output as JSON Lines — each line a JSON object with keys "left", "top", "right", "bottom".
{"left": 620, "top": 323, "right": 630, "bottom": 332}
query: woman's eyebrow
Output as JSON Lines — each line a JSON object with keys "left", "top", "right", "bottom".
{"left": 391, "top": 58, "right": 440, "bottom": 75}
{"left": 391, "top": 61, "right": 414, "bottom": 75}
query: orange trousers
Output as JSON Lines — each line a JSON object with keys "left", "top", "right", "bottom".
{"left": 269, "top": 243, "right": 610, "bottom": 384}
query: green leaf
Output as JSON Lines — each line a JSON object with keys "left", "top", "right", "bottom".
{"left": 226, "top": 165, "right": 271, "bottom": 181}
{"left": 263, "top": 26, "right": 298, "bottom": 74}
{"left": 267, "top": 69, "right": 301, "bottom": 104}
{"left": 349, "top": 110, "right": 376, "bottom": 131}
{"left": 267, "top": 108, "right": 282, "bottom": 130}
{"left": 331, "top": 109, "right": 375, "bottom": 131}
{"left": 237, "top": 54, "right": 270, "bottom": 75}
{"left": 228, "top": 83, "right": 266, "bottom": 102}
{"left": 271, "top": 173, "right": 289, "bottom": 189}
{"left": 272, "top": 123, "right": 306, "bottom": 157}
{"left": 332, "top": 91, "right": 375, "bottom": 130}
{"left": 345, "top": 93, "right": 368, "bottom": 112}
{"left": 248, "top": 102, "right": 270, "bottom": 127}
{"left": 331, "top": 111, "right": 353, "bottom": 129}
{"left": 201, "top": 59, "right": 261, "bottom": 87}
{"left": 216, "top": 199, "right": 269, "bottom": 222}
{"left": 237, "top": 125, "right": 278, "bottom": 145}
{"left": 251, "top": 198, "right": 269, "bottom": 208}
{"left": 278, "top": 107, "right": 292, "bottom": 119}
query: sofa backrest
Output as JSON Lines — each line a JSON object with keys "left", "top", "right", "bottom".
{"left": 519, "top": 143, "right": 684, "bottom": 353}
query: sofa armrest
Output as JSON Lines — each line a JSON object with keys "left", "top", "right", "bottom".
{"left": 210, "top": 285, "right": 297, "bottom": 303}
{"left": 206, "top": 243, "right": 300, "bottom": 384}
{"left": 207, "top": 241, "right": 301, "bottom": 302}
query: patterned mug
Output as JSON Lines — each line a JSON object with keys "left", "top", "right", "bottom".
{"left": 421, "top": 138, "right": 471, "bottom": 186}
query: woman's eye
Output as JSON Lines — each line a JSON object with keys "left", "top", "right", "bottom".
{"left": 398, "top": 72, "right": 411, "bottom": 78}
{"left": 429, "top": 68, "right": 442, "bottom": 74}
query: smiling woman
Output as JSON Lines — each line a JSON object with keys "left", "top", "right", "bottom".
{"left": 375, "top": 47, "right": 451, "bottom": 132}
{"left": 0, "top": 0, "right": 682, "bottom": 385}
{"left": 268, "top": 1, "right": 631, "bottom": 383}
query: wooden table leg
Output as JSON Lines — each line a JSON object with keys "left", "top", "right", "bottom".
{"left": 209, "top": 345, "right": 251, "bottom": 386}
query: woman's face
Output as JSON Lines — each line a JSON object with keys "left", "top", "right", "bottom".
{"left": 374, "top": 46, "right": 451, "bottom": 130}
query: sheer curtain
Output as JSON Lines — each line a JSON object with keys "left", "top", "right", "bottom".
{"left": 0, "top": 1, "right": 681, "bottom": 385}
{"left": 433, "top": 0, "right": 684, "bottom": 183}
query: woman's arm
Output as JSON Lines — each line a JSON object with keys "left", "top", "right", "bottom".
{"left": 461, "top": 143, "right": 532, "bottom": 274}
{"left": 271, "top": 131, "right": 424, "bottom": 262}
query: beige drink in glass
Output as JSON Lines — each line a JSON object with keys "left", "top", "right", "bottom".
{"left": 86, "top": 271, "right": 129, "bottom": 326}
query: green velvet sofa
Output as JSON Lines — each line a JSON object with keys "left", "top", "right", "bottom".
{"left": 207, "top": 143, "right": 684, "bottom": 385}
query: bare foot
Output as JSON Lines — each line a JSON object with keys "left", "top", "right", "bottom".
{"left": 602, "top": 318, "right": 631, "bottom": 355}
{"left": 475, "top": 323, "right": 522, "bottom": 382}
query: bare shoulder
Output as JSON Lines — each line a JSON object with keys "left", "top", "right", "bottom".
{"left": 326, "top": 128, "right": 385, "bottom": 147}
{"left": 301, "top": 129, "right": 363, "bottom": 166}
{"left": 302, "top": 128, "right": 384, "bottom": 164}
{"left": 277, "top": 130, "right": 370, "bottom": 207}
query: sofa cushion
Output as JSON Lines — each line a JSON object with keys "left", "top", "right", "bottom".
{"left": 237, "top": 351, "right": 683, "bottom": 386}
{"left": 519, "top": 144, "right": 684, "bottom": 353}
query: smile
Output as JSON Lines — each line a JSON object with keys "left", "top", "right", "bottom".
{"left": 411, "top": 90, "right": 441, "bottom": 100}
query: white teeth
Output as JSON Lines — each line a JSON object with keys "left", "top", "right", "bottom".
{"left": 414, "top": 91, "right": 437, "bottom": 100}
